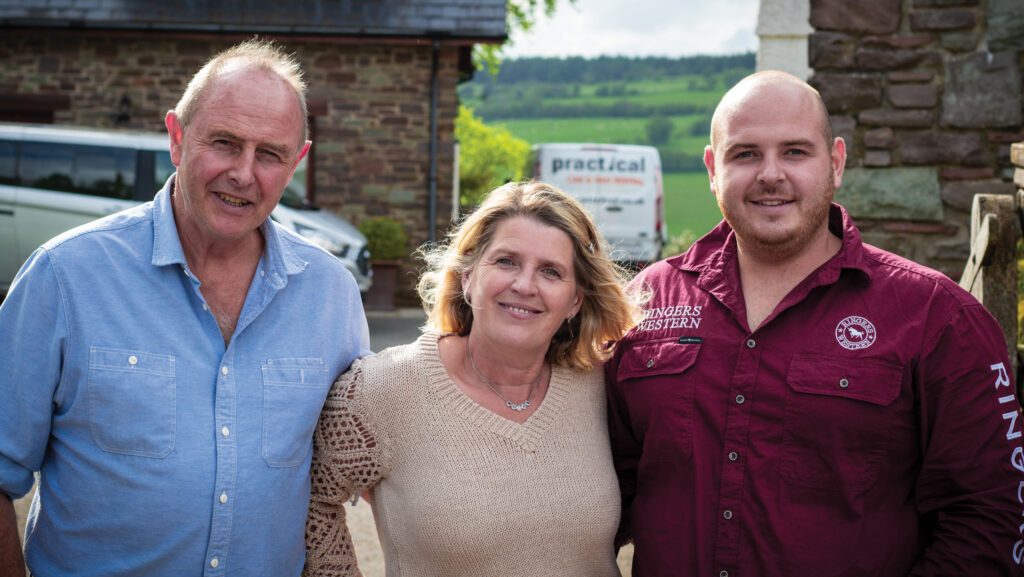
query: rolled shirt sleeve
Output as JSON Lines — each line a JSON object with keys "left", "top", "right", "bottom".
{"left": 0, "top": 248, "right": 66, "bottom": 499}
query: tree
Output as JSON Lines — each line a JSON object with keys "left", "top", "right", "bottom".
{"left": 645, "top": 114, "right": 674, "bottom": 146}
{"left": 455, "top": 105, "right": 531, "bottom": 206}
{"left": 476, "top": 0, "right": 573, "bottom": 74}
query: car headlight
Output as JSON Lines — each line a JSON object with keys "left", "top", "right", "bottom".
{"left": 293, "top": 223, "right": 350, "bottom": 257}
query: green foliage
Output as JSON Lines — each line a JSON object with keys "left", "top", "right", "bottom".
{"left": 645, "top": 114, "right": 674, "bottom": 146}
{"left": 455, "top": 105, "right": 531, "bottom": 206}
{"left": 358, "top": 217, "right": 408, "bottom": 261}
{"left": 662, "top": 229, "right": 699, "bottom": 258}
{"left": 475, "top": 0, "right": 567, "bottom": 74}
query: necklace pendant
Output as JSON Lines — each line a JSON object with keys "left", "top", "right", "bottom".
{"left": 506, "top": 399, "right": 531, "bottom": 411}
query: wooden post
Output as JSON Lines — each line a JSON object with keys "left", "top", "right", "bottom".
{"left": 959, "top": 189, "right": 1020, "bottom": 385}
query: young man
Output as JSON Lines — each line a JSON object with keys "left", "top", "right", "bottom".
{"left": 0, "top": 40, "right": 370, "bottom": 576}
{"left": 607, "top": 70, "right": 1024, "bottom": 576}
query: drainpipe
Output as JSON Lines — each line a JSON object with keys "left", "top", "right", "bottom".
{"left": 428, "top": 38, "right": 440, "bottom": 244}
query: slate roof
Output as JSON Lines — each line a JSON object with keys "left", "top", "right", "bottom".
{"left": 0, "top": 0, "right": 507, "bottom": 40}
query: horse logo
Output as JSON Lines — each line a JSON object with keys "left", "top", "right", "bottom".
{"left": 835, "top": 316, "right": 876, "bottom": 350}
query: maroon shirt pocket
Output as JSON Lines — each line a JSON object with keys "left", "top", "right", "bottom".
{"left": 780, "top": 353, "right": 904, "bottom": 491}
{"left": 617, "top": 336, "right": 701, "bottom": 463}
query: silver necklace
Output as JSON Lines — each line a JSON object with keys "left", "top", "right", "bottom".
{"left": 466, "top": 341, "right": 542, "bottom": 412}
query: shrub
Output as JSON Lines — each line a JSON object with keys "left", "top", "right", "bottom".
{"left": 358, "top": 217, "right": 408, "bottom": 261}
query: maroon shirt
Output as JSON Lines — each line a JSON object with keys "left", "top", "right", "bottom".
{"left": 607, "top": 205, "right": 1024, "bottom": 577}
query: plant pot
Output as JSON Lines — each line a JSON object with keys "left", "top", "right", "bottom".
{"left": 363, "top": 260, "right": 400, "bottom": 311}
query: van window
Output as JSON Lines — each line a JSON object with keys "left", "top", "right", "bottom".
{"left": 0, "top": 140, "right": 14, "bottom": 185}
{"left": 19, "top": 142, "right": 136, "bottom": 200}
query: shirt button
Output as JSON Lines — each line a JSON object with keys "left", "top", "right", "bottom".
{"left": 723, "top": 509, "right": 733, "bottom": 520}
{"left": 220, "top": 492, "right": 228, "bottom": 504}
{"left": 728, "top": 451, "right": 739, "bottom": 462}
{"left": 202, "top": 303, "right": 209, "bottom": 311}
{"left": 646, "top": 358, "right": 654, "bottom": 368}
{"left": 221, "top": 426, "right": 230, "bottom": 437}
{"left": 210, "top": 557, "right": 219, "bottom": 568}
{"left": 735, "top": 394, "right": 746, "bottom": 404}
{"left": 746, "top": 338, "right": 756, "bottom": 349}
{"left": 221, "top": 366, "right": 228, "bottom": 375}
{"left": 839, "top": 378, "right": 850, "bottom": 388}
{"left": 720, "top": 571, "right": 729, "bottom": 577}
{"left": 128, "top": 355, "right": 138, "bottom": 366}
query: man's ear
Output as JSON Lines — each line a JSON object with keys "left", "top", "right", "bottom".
{"left": 830, "top": 137, "right": 847, "bottom": 190}
{"left": 704, "top": 145, "right": 718, "bottom": 196}
{"left": 165, "top": 111, "right": 184, "bottom": 167}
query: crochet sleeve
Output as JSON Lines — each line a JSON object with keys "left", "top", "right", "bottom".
{"left": 303, "top": 360, "right": 386, "bottom": 577}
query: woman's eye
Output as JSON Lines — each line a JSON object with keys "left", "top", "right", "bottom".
{"left": 495, "top": 257, "right": 513, "bottom": 266}
{"left": 542, "top": 268, "right": 561, "bottom": 278}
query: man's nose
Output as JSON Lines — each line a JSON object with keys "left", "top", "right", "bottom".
{"left": 228, "top": 149, "right": 256, "bottom": 187}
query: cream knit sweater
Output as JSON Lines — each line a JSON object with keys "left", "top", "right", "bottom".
{"left": 304, "top": 331, "right": 621, "bottom": 577}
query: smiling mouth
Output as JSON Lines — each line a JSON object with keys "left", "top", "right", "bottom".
{"left": 753, "top": 199, "right": 792, "bottom": 207}
{"left": 502, "top": 303, "right": 539, "bottom": 315}
{"left": 217, "top": 193, "right": 249, "bottom": 207}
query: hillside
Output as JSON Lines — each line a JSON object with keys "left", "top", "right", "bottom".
{"left": 458, "top": 53, "right": 755, "bottom": 237}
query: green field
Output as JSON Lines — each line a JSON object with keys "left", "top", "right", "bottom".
{"left": 664, "top": 171, "right": 722, "bottom": 238}
{"left": 494, "top": 115, "right": 709, "bottom": 153}
{"left": 459, "top": 56, "right": 745, "bottom": 243}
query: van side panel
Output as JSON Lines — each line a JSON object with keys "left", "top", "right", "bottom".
{"left": 533, "top": 143, "right": 663, "bottom": 265}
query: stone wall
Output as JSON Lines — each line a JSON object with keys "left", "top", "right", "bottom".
{"left": 0, "top": 32, "right": 463, "bottom": 302}
{"left": 808, "top": 0, "right": 1024, "bottom": 280}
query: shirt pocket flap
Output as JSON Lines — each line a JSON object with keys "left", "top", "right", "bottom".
{"left": 618, "top": 337, "right": 702, "bottom": 382}
{"left": 787, "top": 353, "right": 902, "bottom": 406}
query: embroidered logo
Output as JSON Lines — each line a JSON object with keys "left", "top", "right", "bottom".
{"left": 636, "top": 305, "right": 703, "bottom": 332}
{"left": 835, "top": 316, "right": 876, "bottom": 350}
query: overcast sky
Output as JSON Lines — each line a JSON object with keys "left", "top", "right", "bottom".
{"left": 502, "top": 0, "right": 761, "bottom": 59}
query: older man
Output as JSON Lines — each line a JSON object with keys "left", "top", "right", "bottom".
{"left": 0, "top": 39, "right": 370, "bottom": 576}
{"left": 607, "top": 71, "right": 1024, "bottom": 576}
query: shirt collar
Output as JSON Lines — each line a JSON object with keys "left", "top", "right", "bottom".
{"left": 667, "top": 203, "right": 873, "bottom": 284}
{"left": 150, "top": 174, "right": 307, "bottom": 285}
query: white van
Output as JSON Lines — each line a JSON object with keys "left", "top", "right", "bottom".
{"left": 0, "top": 122, "right": 371, "bottom": 296}
{"left": 530, "top": 143, "right": 666, "bottom": 267}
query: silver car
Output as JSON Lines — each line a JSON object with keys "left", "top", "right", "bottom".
{"left": 0, "top": 122, "right": 371, "bottom": 297}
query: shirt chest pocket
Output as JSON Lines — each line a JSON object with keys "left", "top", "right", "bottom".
{"left": 617, "top": 337, "right": 701, "bottom": 462}
{"left": 88, "top": 347, "right": 176, "bottom": 458}
{"left": 780, "top": 354, "right": 904, "bottom": 491}
{"left": 262, "top": 358, "right": 329, "bottom": 468}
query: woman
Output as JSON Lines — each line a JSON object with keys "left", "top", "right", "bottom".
{"left": 304, "top": 181, "right": 641, "bottom": 576}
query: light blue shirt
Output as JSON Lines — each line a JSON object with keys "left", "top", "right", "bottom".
{"left": 0, "top": 177, "right": 371, "bottom": 576}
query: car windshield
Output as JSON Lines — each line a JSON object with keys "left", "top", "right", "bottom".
{"left": 279, "top": 156, "right": 309, "bottom": 209}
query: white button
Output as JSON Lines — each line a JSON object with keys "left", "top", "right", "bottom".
{"left": 128, "top": 355, "right": 138, "bottom": 366}
{"left": 746, "top": 339, "right": 756, "bottom": 349}
{"left": 221, "top": 366, "right": 228, "bottom": 375}
{"left": 723, "top": 509, "right": 733, "bottom": 520}
{"left": 203, "top": 303, "right": 209, "bottom": 311}
{"left": 735, "top": 394, "right": 746, "bottom": 404}
{"left": 220, "top": 493, "right": 228, "bottom": 504}
{"left": 728, "top": 451, "right": 739, "bottom": 462}
{"left": 210, "top": 557, "right": 219, "bottom": 568}
{"left": 646, "top": 359, "right": 654, "bottom": 368}
{"left": 221, "top": 426, "right": 230, "bottom": 437}
{"left": 260, "top": 270, "right": 265, "bottom": 277}
{"left": 720, "top": 571, "right": 729, "bottom": 577}
{"left": 839, "top": 378, "right": 850, "bottom": 388}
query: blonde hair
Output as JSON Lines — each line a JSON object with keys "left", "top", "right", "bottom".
{"left": 417, "top": 181, "right": 642, "bottom": 371}
{"left": 173, "top": 38, "right": 308, "bottom": 147}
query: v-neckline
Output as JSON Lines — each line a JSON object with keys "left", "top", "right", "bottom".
{"left": 419, "top": 331, "right": 568, "bottom": 453}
